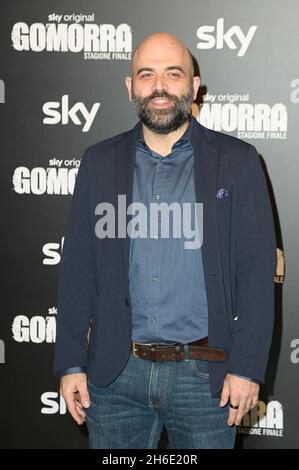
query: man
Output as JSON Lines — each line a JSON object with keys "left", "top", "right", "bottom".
{"left": 53, "top": 32, "right": 276, "bottom": 449}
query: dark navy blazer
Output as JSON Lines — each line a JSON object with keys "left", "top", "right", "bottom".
{"left": 53, "top": 118, "right": 277, "bottom": 397}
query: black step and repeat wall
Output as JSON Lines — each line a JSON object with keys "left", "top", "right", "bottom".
{"left": 1, "top": 0, "right": 298, "bottom": 449}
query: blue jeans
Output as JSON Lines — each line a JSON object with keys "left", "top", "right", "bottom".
{"left": 85, "top": 345, "right": 236, "bottom": 449}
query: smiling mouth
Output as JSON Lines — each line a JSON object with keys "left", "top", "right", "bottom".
{"left": 150, "top": 97, "right": 173, "bottom": 107}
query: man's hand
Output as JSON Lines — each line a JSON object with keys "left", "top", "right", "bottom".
{"left": 220, "top": 373, "right": 259, "bottom": 426}
{"left": 60, "top": 373, "right": 90, "bottom": 425}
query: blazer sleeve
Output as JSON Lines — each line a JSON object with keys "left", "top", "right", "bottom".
{"left": 227, "top": 144, "right": 277, "bottom": 383}
{"left": 53, "top": 148, "right": 94, "bottom": 375}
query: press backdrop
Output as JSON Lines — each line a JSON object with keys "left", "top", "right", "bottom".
{"left": 1, "top": 0, "right": 298, "bottom": 449}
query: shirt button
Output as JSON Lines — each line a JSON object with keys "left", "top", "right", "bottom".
{"left": 153, "top": 235, "right": 159, "bottom": 240}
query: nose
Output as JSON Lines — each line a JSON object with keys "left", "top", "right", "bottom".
{"left": 152, "top": 74, "right": 168, "bottom": 93}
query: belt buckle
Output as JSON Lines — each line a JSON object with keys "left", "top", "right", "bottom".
{"left": 132, "top": 341, "right": 159, "bottom": 360}
{"left": 132, "top": 340, "right": 139, "bottom": 358}
{"left": 132, "top": 341, "right": 138, "bottom": 358}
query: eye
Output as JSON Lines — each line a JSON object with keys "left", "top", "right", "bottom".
{"left": 140, "top": 73, "right": 153, "bottom": 79}
{"left": 168, "top": 72, "right": 181, "bottom": 78}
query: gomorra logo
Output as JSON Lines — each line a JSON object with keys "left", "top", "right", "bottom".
{"left": 11, "top": 22, "right": 132, "bottom": 59}
{"left": 237, "top": 400, "right": 284, "bottom": 437}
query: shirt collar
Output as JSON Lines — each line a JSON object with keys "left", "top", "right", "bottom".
{"left": 137, "top": 115, "right": 194, "bottom": 155}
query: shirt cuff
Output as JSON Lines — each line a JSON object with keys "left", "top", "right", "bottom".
{"left": 230, "top": 373, "right": 260, "bottom": 384}
{"left": 231, "top": 373, "right": 252, "bottom": 381}
{"left": 56, "top": 367, "right": 87, "bottom": 378}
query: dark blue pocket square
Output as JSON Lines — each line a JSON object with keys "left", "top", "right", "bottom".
{"left": 216, "top": 188, "right": 229, "bottom": 199}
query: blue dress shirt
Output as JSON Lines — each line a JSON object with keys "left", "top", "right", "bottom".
{"left": 128, "top": 117, "right": 209, "bottom": 344}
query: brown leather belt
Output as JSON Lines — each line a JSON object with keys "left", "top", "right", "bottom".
{"left": 131, "top": 336, "right": 228, "bottom": 362}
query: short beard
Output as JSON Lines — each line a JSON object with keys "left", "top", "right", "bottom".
{"left": 131, "top": 83, "right": 194, "bottom": 135}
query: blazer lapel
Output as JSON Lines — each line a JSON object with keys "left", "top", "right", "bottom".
{"left": 192, "top": 120, "right": 221, "bottom": 277}
{"left": 115, "top": 121, "right": 141, "bottom": 273}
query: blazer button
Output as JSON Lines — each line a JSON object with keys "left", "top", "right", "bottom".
{"left": 125, "top": 297, "right": 129, "bottom": 307}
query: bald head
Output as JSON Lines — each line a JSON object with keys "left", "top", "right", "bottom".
{"left": 131, "top": 32, "right": 194, "bottom": 78}
{"left": 125, "top": 32, "right": 200, "bottom": 134}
